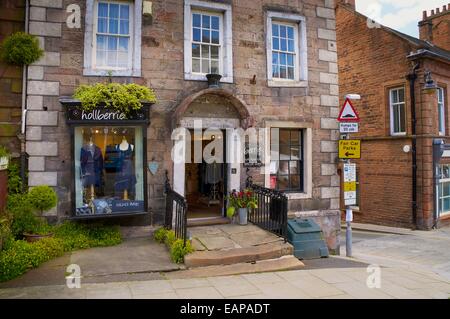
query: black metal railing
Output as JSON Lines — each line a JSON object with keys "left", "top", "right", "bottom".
{"left": 247, "top": 182, "right": 288, "bottom": 241}
{"left": 164, "top": 170, "right": 187, "bottom": 246}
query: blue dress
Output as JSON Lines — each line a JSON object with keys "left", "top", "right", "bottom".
{"left": 80, "top": 145, "right": 103, "bottom": 187}
{"left": 114, "top": 144, "right": 136, "bottom": 196}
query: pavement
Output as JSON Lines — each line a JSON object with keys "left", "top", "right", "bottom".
{"left": 0, "top": 224, "right": 449, "bottom": 299}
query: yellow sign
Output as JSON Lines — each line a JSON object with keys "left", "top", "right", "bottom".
{"left": 339, "top": 140, "right": 361, "bottom": 159}
{"left": 344, "top": 181, "right": 357, "bottom": 192}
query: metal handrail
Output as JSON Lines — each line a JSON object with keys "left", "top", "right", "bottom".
{"left": 164, "top": 170, "right": 187, "bottom": 246}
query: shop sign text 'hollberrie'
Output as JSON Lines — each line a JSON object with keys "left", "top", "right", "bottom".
{"left": 81, "top": 109, "right": 127, "bottom": 121}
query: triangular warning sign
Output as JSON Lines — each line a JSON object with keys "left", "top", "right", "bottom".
{"left": 337, "top": 98, "right": 360, "bottom": 122}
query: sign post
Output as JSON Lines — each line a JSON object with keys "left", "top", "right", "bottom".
{"left": 338, "top": 98, "right": 360, "bottom": 257}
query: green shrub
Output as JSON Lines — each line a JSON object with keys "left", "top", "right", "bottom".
{"left": 73, "top": 83, "right": 157, "bottom": 115}
{"left": 0, "top": 32, "right": 43, "bottom": 66}
{"left": 53, "top": 222, "right": 122, "bottom": 252}
{"left": 170, "top": 239, "right": 194, "bottom": 264}
{"left": 0, "top": 238, "right": 64, "bottom": 282}
{"left": 0, "top": 145, "right": 9, "bottom": 158}
{"left": 164, "top": 230, "right": 176, "bottom": 247}
{"left": 10, "top": 208, "right": 42, "bottom": 237}
{"left": 153, "top": 227, "right": 168, "bottom": 243}
{"left": 28, "top": 186, "right": 58, "bottom": 214}
{"left": 7, "top": 163, "right": 23, "bottom": 195}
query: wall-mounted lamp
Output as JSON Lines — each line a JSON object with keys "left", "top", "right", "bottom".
{"left": 423, "top": 70, "right": 437, "bottom": 94}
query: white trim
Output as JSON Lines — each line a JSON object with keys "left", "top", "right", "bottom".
{"left": 263, "top": 121, "right": 312, "bottom": 199}
{"left": 438, "top": 87, "right": 445, "bottom": 136}
{"left": 83, "top": 0, "right": 142, "bottom": 77}
{"left": 266, "top": 11, "right": 308, "bottom": 87}
{"left": 389, "top": 87, "right": 406, "bottom": 136}
{"left": 184, "top": 0, "right": 233, "bottom": 83}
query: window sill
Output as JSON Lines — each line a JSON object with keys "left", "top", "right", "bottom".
{"left": 184, "top": 73, "right": 233, "bottom": 83}
{"left": 267, "top": 79, "right": 308, "bottom": 88}
{"left": 390, "top": 132, "right": 407, "bottom": 137}
{"left": 286, "top": 192, "right": 312, "bottom": 200}
{"left": 83, "top": 68, "right": 141, "bottom": 77}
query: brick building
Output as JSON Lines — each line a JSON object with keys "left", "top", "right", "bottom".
{"left": 336, "top": 1, "right": 450, "bottom": 229}
{"left": 15, "top": 0, "right": 342, "bottom": 250}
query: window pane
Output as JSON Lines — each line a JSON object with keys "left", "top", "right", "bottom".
{"left": 117, "top": 52, "right": 128, "bottom": 67}
{"left": 192, "top": 58, "right": 200, "bottom": 73}
{"left": 280, "top": 38, "right": 287, "bottom": 51}
{"left": 391, "top": 89, "right": 398, "bottom": 103}
{"left": 280, "top": 66, "right": 287, "bottom": 79}
{"left": 279, "top": 161, "right": 289, "bottom": 174}
{"left": 393, "top": 105, "right": 400, "bottom": 133}
{"left": 398, "top": 88, "right": 405, "bottom": 103}
{"left": 98, "top": 18, "right": 107, "bottom": 33}
{"left": 109, "top": 18, "right": 119, "bottom": 34}
{"left": 280, "top": 145, "right": 290, "bottom": 160}
{"left": 98, "top": 3, "right": 108, "bottom": 17}
{"left": 119, "top": 20, "right": 129, "bottom": 35}
{"left": 110, "top": 4, "right": 119, "bottom": 18}
{"left": 211, "top": 16, "right": 219, "bottom": 30}
{"left": 211, "top": 31, "right": 219, "bottom": 44}
{"left": 193, "top": 28, "right": 201, "bottom": 42}
{"left": 96, "top": 51, "right": 105, "bottom": 66}
{"left": 399, "top": 104, "right": 406, "bottom": 132}
{"left": 278, "top": 176, "right": 289, "bottom": 191}
{"left": 201, "top": 45, "right": 209, "bottom": 59}
{"left": 290, "top": 175, "right": 300, "bottom": 190}
{"left": 272, "top": 52, "right": 278, "bottom": 65}
{"left": 211, "top": 46, "right": 219, "bottom": 59}
{"left": 107, "top": 51, "right": 117, "bottom": 66}
{"left": 272, "top": 24, "right": 279, "bottom": 37}
{"left": 202, "top": 30, "right": 210, "bottom": 43}
{"left": 202, "top": 59, "right": 209, "bottom": 73}
{"left": 287, "top": 26, "right": 294, "bottom": 39}
{"left": 120, "top": 5, "right": 129, "bottom": 19}
{"left": 270, "top": 162, "right": 278, "bottom": 174}
{"left": 202, "top": 15, "right": 210, "bottom": 28}
{"left": 289, "top": 161, "right": 298, "bottom": 174}
{"left": 280, "top": 53, "right": 287, "bottom": 65}
{"left": 211, "top": 60, "right": 219, "bottom": 74}
{"left": 291, "top": 146, "right": 300, "bottom": 160}
{"left": 288, "top": 67, "right": 294, "bottom": 80}
{"left": 270, "top": 148, "right": 279, "bottom": 160}
{"left": 97, "top": 35, "right": 106, "bottom": 50}
{"left": 291, "top": 130, "right": 299, "bottom": 144}
{"left": 272, "top": 37, "right": 279, "bottom": 50}
{"left": 272, "top": 65, "right": 279, "bottom": 78}
{"left": 108, "top": 36, "right": 117, "bottom": 50}
{"left": 280, "top": 25, "right": 286, "bottom": 38}
{"left": 287, "top": 54, "right": 294, "bottom": 66}
{"left": 288, "top": 40, "right": 294, "bottom": 52}
{"left": 192, "top": 44, "right": 200, "bottom": 58}
{"left": 118, "top": 37, "right": 128, "bottom": 51}
{"left": 280, "top": 129, "right": 290, "bottom": 144}
{"left": 193, "top": 14, "right": 201, "bottom": 27}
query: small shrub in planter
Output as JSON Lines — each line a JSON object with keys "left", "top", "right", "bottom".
{"left": 152, "top": 227, "right": 194, "bottom": 264}
{"left": 28, "top": 185, "right": 58, "bottom": 215}
{"left": 0, "top": 32, "right": 43, "bottom": 66}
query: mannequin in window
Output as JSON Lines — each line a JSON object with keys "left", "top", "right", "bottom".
{"left": 80, "top": 135, "right": 104, "bottom": 205}
{"left": 114, "top": 136, "right": 136, "bottom": 200}
{"left": 205, "top": 160, "right": 222, "bottom": 206}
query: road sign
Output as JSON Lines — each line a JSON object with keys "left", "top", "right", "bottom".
{"left": 339, "top": 122, "right": 359, "bottom": 133}
{"left": 338, "top": 98, "right": 360, "bottom": 122}
{"left": 345, "top": 198, "right": 357, "bottom": 206}
{"left": 344, "top": 181, "right": 357, "bottom": 192}
{"left": 339, "top": 140, "right": 361, "bottom": 159}
{"left": 343, "top": 163, "right": 356, "bottom": 182}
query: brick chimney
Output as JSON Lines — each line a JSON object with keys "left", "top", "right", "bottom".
{"left": 419, "top": 4, "right": 450, "bottom": 50}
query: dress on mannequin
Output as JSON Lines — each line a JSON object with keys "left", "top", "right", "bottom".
{"left": 80, "top": 138, "right": 103, "bottom": 188}
{"left": 114, "top": 137, "right": 136, "bottom": 198}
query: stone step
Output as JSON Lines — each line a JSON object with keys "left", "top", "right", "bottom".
{"left": 166, "top": 255, "right": 304, "bottom": 279}
{"left": 184, "top": 241, "right": 293, "bottom": 267}
{"left": 187, "top": 217, "right": 230, "bottom": 227}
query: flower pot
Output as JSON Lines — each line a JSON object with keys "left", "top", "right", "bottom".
{"left": 238, "top": 208, "right": 248, "bottom": 225}
{"left": 23, "top": 232, "right": 54, "bottom": 243}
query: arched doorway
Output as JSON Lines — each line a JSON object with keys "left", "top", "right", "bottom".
{"left": 172, "top": 88, "right": 252, "bottom": 220}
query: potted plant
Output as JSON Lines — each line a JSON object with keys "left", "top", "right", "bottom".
{"left": 227, "top": 189, "right": 258, "bottom": 225}
{"left": 22, "top": 186, "right": 57, "bottom": 242}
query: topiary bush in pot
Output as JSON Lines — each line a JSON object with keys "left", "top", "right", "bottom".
{"left": 0, "top": 32, "right": 43, "bottom": 66}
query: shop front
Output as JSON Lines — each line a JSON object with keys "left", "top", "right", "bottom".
{"left": 61, "top": 99, "right": 151, "bottom": 219}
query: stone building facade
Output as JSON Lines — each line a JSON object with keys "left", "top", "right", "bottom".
{"left": 336, "top": 2, "right": 450, "bottom": 229}
{"left": 21, "top": 0, "right": 341, "bottom": 249}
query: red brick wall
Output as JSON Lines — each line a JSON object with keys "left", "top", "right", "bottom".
{"left": 419, "top": 7, "right": 450, "bottom": 51}
{"left": 0, "top": 0, "right": 25, "bottom": 156}
{"left": 337, "top": 4, "right": 450, "bottom": 229}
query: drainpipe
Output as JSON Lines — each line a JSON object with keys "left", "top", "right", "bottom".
{"left": 20, "top": 0, "right": 30, "bottom": 191}
{"left": 407, "top": 63, "right": 420, "bottom": 229}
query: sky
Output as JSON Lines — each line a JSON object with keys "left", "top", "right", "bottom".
{"left": 356, "top": 0, "right": 448, "bottom": 38}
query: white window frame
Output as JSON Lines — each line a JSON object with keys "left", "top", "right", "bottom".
{"left": 83, "top": 0, "right": 142, "bottom": 77}
{"left": 266, "top": 11, "right": 308, "bottom": 87}
{"left": 263, "top": 121, "right": 312, "bottom": 199}
{"left": 438, "top": 164, "right": 450, "bottom": 217}
{"left": 389, "top": 87, "right": 406, "bottom": 136}
{"left": 184, "top": 0, "right": 233, "bottom": 83}
{"left": 438, "top": 87, "right": 446, "bottom": 136}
